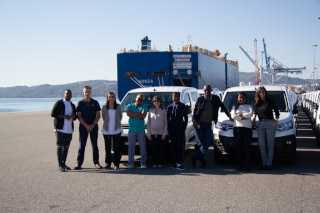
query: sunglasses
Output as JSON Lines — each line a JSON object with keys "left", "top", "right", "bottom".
{"left": 153, "top": 100, "right": 159, "bottom": 103}
{"left": 204, "top": 90, "right": 212, "bottom": 92}
{"left": 259, "top": 91, "right": 266, "bottom": 94}
{"left": 108, "top": 96, "right": 115, "bottom": 98}
{"left": 138, "top": 98, "right": 144, "bottom": 102}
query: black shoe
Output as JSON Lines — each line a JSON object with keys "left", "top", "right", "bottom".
{"left": 74, "top": 165, "right": 82, "bottom": 170}
{"left": 265, "top": 165, "right": 271, "bottom": 171}
{"left": 95, "top": 164, "right": 103, "bottom": 169}
{"left": 63, "top": 165, "right": 71, "bottom": 170}
{"left": 200, "top": 160, "right": 207, "bottom": 169}
{"left": 238, "top": 166, "right": 244, "bottom": 171}
{"left": 261, "top": 165, "right": 267, "bottom": 170}
{"left": 59, "top": 167, "right": 66, "bottom": 172}
{"left": 191, "top": 157, "right": 196, "bottom": 168}
{"left": 172, "top": 164, "right": 177, "bottom": 169}
{"left": 105, "top": 163, "right": 111, "bottom": 169}
{"left": 244, "top": 167, "right": 252, "bottom": 172}
{"left": 176, "top": 165, "right": 185, "bottom": 170}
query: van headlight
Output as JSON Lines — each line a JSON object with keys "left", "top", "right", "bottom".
{"left": 277, "top": 121, "right": 293, "bottom": 132}
{"left": 216, "top": 121, "right": 229, "bottom": 131}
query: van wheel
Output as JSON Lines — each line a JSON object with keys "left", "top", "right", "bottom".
{"left": 214, "top": 147, "right": 225, "bottom": 164}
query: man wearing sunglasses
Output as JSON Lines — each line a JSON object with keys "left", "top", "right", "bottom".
{"left": 191, "top": 85, "right": 231, "bottom": 168}
{"left": 126, "top": 94, "right": 148, "bottom": 169}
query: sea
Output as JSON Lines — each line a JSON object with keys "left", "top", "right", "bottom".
{"left": 0, "top": 97, "right": 113, "bottom": 114}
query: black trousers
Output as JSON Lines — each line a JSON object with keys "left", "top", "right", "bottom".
{"left": 103, "top": 133, "right": 122, "bottom": 167}
{"left": 151, "top": 135, "right": 164, "bottom": 165}
{"left": 169, "top": 130, "right": 185, "bottom": 165}
{"left": 55, "top": 131, "right": 72, "bottom": 167}
{"left": 233, "top": 127, "right": 252, "bottom": 169}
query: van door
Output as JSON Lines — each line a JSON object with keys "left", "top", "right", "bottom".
{"left": 183, "top": 92, "right": 195, "bottom": 148}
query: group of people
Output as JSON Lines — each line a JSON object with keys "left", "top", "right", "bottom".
{"left": 51, "top": 85, "right": 279, "bottom": 173}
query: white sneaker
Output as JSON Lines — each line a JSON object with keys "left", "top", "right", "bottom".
{"left": 141, "top": 164, "right": 147, "bottom": 169}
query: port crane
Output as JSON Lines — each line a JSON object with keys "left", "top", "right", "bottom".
{"left": 240, "top": 39, "right": 306, "bottom": 85}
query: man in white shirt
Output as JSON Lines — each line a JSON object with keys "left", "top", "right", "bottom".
{"left": 51, "top": 90, "right": 77, "bottom": 172}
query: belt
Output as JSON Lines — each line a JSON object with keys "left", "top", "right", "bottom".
{"left": 260, "top": 119, "right": 273, "bottom": 122}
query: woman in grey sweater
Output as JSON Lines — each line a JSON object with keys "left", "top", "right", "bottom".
{"left": 101, "top": 92, "right": 123, "bottom": 170}
{"left": 147, "top": 96, "right": 168, "bottom": 169}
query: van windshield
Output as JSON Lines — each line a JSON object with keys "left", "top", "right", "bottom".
{"left": 121, "top": 92, "right": 176, "bottom": 112}
{"left": 223, "top": 91, "right": 289, "bottom": 112}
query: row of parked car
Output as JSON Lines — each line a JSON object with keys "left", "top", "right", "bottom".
{"left": 119, "top": 85, "right": 299, "bottom": 164}
{"left": 301, "top": 91, "right": 320, "bottom": 146}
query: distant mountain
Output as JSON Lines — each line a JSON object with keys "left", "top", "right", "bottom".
{"left": 0, "top": 80, "right": 117, "bottom": 98}
{"left": 0, "top": 73, "right": 316, "bottom": 98}
{"left": 239, "top": 72, "right": 317, "bottom": 85}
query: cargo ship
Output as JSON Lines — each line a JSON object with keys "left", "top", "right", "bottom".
{"left": 117, "top": 36, "right": 239, "bottom": 100}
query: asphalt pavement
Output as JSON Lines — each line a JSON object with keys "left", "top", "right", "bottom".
{"left": 0, "top": 109, "right": 320, "bottom": 212}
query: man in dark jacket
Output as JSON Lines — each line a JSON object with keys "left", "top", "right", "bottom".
{"left": 51, "top": 89, "right": 77, "bottom": 172}
{"left": 167, "top": 92, "right": 188, "bottom": 170}
{"left": 191, "top": 85, "right": 231, "bottom": 168}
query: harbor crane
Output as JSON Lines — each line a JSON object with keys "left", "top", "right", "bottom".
{"left": 240, "top": 39, "right": 306, "bottom": 85}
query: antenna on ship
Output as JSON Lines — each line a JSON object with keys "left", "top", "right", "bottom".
{"left": 187, "top": 34, "right": 193, "bottom": 44}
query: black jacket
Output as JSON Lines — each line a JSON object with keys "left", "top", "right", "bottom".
{"left": 51, "top": 99, "right": 77, "bottom": 130}
{"left": 167, "top": 102, "right": 188, "bottom": 132}
{"left": 192, "top": 95, "right": 230, "bottom": 124}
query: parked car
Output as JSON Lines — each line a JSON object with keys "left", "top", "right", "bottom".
{"left": 120, "top": 86, "right": 199, "bottom": 154}
{"left": 213, "top": 85, "right": 297, "bottom": 164}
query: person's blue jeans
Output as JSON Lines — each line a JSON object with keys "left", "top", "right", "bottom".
{"left": 258, "top": 120, "right": 276, "bottom": 166}
{"left": 77, "top": 126, "right": 100, "bottom": 166}
{"left": 192, "top": 122, "right": 212, "bottom": 163}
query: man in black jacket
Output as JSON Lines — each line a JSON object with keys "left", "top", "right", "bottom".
{"left": 167, "top": 92, "right": 188, "bottom": 170}
{"left": 192, "top": 85, "right": 231, "bottom": 168}
{"left": 51, "top": 89, "right": 77, "bottom": 172}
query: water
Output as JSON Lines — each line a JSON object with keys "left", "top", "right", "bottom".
{"left": 0, "top": 97, "right": 111, "bottom": 114}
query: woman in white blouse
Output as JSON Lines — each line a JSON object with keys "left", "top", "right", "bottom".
{"left": 231, "top": 92, "right": 253, "bottom": 172}
{"left": 101, "top": 92, "right": 123, "bottom": 170}
{"left": 147, "top": 96, "right": 168, "bottom": 169}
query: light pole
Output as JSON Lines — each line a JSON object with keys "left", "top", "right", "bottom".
{"left": 313, "top": 44, "right": 318, "bottom": 90}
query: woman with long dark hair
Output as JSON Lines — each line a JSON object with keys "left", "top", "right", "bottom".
{"left": 231, "top": 92, "right": 253, "bottom": 172}
{"left": 101, "top": 92, "right": 123, "bottom": 170}
{"left": 252, "top": 87, "right": 279, "bottom": 171}
{"left": 147, "top": 96, "right": 168, "bottom": 169}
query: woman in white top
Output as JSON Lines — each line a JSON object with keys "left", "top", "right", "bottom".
{"left": 231, "top": 92, "right": 253, "bottom": 172}
{"left": 101, "top": 92, "right": 123, "bottom": 170}
{"left": 147, "top": 96, "right": 168, "bottom": 169}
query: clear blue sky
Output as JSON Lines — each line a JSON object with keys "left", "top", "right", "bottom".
{"left": 0, "top": 0, "right": 319, "bottom": 87}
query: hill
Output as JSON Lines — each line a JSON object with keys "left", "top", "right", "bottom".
{"left": 0, "top": 80, "right": 117, "bottom": 98}
{"left": 239, "top": 72, "right": 317, "bottom": 85}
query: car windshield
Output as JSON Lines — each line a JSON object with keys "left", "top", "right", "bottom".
{"left": 223, "top": 91, "right": 289, "bottom": 112}
{"left": 121, "top": 92, "right": 176, "bottom": 112}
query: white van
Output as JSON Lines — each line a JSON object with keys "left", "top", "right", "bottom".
{"left": 120, "top": 86, "right": 199, "bottom": 152}
{"left": 213, "top": 85, "right": 297, "bottom": 164}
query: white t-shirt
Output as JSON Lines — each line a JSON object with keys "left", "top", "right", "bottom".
{"left": 57, "top": 100, "right": 73, "bottom": 134}
{"left": 101, "top": 109, "right": 122, "bottom": 135}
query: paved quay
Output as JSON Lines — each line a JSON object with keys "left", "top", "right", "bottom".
{"left": 1, "top": 110, "right": 320, "bottom": 212}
